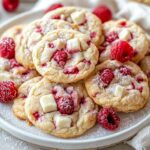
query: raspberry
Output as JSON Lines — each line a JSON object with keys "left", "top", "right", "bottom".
{"left": 119, "top": 21, "right": 127, "bottom": 27}
{"left": 53, "top": 50, "right": 68, "bottom": 67}
{"left": 35, "top": 26, "right": 43, "bottom": 33}
{"left": 106, "top": 31, "right": 118, "bottom": 43}
{"left": 99, "top": 68, "right": 114, "bottom": 88}
{"left": 44, "top": 3, "right": 63, "bottom": 14}
{"left": 2, "top": 0, "right": 19, "bottom": 12}
{"left": 110, "top": 40, "right": 134, "bottom": 62}
{"left": 119, "top": 66, "right": 131, "bottom": 76}
{"left": 63, "top": 67, "right": 79, "bottom": 74}
{"left": 10, "top": 58, "right": 21, "bottom": 68}
{"left": 0, "top": 81, "right": 17, "bottom": 103}
{"left": 136, "top": 76, "right": 144, "bottom": 83}
{"left": 33, "top": 112, "right": 40, "bottom": 120}
{"left": 93, "top": 5, "right": 112, "bottom": 23}
{"left": 97, "top": 108, "right": 120, "bottom": 131}
{"left": 57, "top": 97, "right": 74, "bottom": 115}
{"left": 0, "top": 37, "right": 15, "bottom": 59}
{"left": 90, "top": 32, "right": 96, "bottom": 39}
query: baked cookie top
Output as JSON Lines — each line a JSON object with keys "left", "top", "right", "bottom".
{"left": 99, "top": 19, "right": 149, "bottom": 63}
{"left": 12, "top": 77, "right": 41, "bottom": 120}
{"left": 85, "top": 60, "right": 149, "bottom": 112}
{"left": 43, "top": 7, "right": 103, "bottom": 46}
{"left": 32, "top": 29, "right": 99, "bottom": 83}
{"left": 16, "top": 19, "right": 76, "bottom": 69}
{"left": 25, "top": 78, "right": 97, "bottom": 138}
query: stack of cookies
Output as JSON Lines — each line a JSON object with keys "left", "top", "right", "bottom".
{"left": 0, "top": 4, "right": 149, "bottom": 138}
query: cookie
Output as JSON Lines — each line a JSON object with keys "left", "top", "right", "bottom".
{"left": 16, "top": 19, "right": 76, "bottom": 69}
{"left": 0, "top": 57, "right": 38, "bottom": 87}
{"left": 139, "top": 56, "right": 150, "bottom": 84}
{"left": 32, "top": 29, "right": 99, "bottom": 83}
{"left": 99, "top": 19, "right": 149, "bottom": 63}
{"left": 1, "top": 25, "right": 24, "bottom": 52}
{"left": 43, "top": 7, "right": 103, "bottom": 46}
{"left": 85, "top": 60, "right": 149, "bottom": 112}
{"left": 25, "top": 78, "right": 97, "bottom": 138}
{"left": 12, "top": 77, "right": 41, "bottom": 120}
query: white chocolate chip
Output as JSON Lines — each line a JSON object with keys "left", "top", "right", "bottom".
{"left": 67, "top": 38, "right": 80, "bottom": 50}
{"left": 54, "top": 115, "right": 71, "bottom": 129}
{"left": 119, "top": 29, "right": 131, "bottom": 41}
{"left": 71, "top": 11, "right": 85, "bottom": 25}
{"left": 40, "top": 94, "right": 57, "bottom": 113}
{"left": 53, "top": 39, "right": 65, "bottom": 49}
{"left": 114, "top": 85, "right": 125, "bottom": 98}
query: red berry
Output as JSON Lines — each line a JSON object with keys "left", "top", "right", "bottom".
{"left": 0, "top": 37, "right": 15, "bottom": 59}
{"left": 90, "top": 32, "right": 96, "bottom": 39}
{"left": 99, "top": 68, "right": 114, "bottom": 88}
{"left": 2, "top": 0, "right": 19, "bottom": 12}
{"left": 57, "top": 97, "right": 74, "bottom": 115}
{"left": 44, "top": 3, "right": 63, "bottom": 14}
{"left": 33, "top": 112, "right": 40, "bottom": 120}
{"left": 119, "top": 66, "right": 131, "bottom": 76}
{"left": 136, "top": 76, "right": 144, "bottom": 83}
{"left": 106, "top": 31, "right": 118, "bottom": 43}
{"left": 10, "top": 58, "right": 21, "bottom": 68}
{"left": 110, "top": 40, "right": 134, "bottom": 62}
{"left": 63, "top": 67, "right": 79, "bottom": 74}
{"left": 93, "top": 5, "right": 112, "bottom": 23}
{"left": 97, "top": 108, "right": 120, "bottom": 131}
{"left": 53, "top": 50, "right": 68, "bottom": 67}
{"left": 0, "top": 81, "right": 17, "bottom": 103}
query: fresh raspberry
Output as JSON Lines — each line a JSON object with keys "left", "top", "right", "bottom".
{"left": 110, "top": 40, "right": 134, "bottom": 62}
{"left": 93, "top": 5, "right": 112, "bottom": 23}
{"left": 119, "top": 66, "right": 131, "bottom": 76}
{"left": 2, "top": 0, "right": 19, "bottom": 12}
{"left": 33, "top": 112, "right": 40, "bottom": 120}
{"left": 99, "top": 68, "right": 114, "bottom": 88}
{"left": 97, "top": 108, "right": 120, "bottom": 131}
{"left": 63, "top": 67, "right": 79, "bottom": 74}
{"left": 10, "top": 58, "right": 21, "bottom": 68}
{"left": 0, "top": 37, "right": 15, "bottom": 59}
{"left": 106, "top": 31, "right": 118, "bottom": 43}
{"left": 57, "top": 97, "right": 74, "bottom": 115}
{"left": 0, "top": 81, "right": 17, "bottom": 103}
{"left": 53, "top": 50, "right": 68, "bottom": 67}
{"left": 44, "top": 3, "right": 63, "bottom": 14}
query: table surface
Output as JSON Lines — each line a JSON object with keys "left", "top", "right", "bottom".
{"left": 0, "top": 1, "right": 134, "bottom": 150}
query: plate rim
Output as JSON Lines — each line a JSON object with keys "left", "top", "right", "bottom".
{"left": 0, "top": 9, "right": 150, "bottom": 149}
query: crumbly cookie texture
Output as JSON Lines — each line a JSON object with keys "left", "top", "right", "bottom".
{"left": 16, "top": 19, "right": 76, "bottom": 69}
{"left": 32, "top": 29, "right": 99, "bottom": 83}
{"left": 1, "top": 25, "right": 24, "bottom": 52}
{"left": 43, "top": 7, "right": 103, "bottom": 46}
{"left": 25, "top": 78, "right": 97, "bottom": 138}
{"left": 99, "top": 19, "right": 149, "bottom": 63}
{"left": 12, "top": 77, "right": 41, "bottom": 120}
{"left": 0, "top": 57, "right": 38, "bottom": 87}
{"left": 85, "top": 60, "right": 149, "bottom": 112}
{"left": 139, "top": 56, "right": 150, "bottom": 84}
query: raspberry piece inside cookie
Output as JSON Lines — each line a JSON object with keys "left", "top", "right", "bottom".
{"left": 0, "top": 81, "right": 17, "bottom": 103}
{"left": 0, "top": 37, "right": 15, "bottom": 59}
{"left": 99, "top": 68, "right": 114, "bottom": 88}
{"left": 119, "top": 66, "right": 131, "bottom": 76}
{"left": 106, "top": 31, "right": 118, "bottom": 43}
{"left": 93, "top": 5, "right": 112, "bottom": 23}
{"left": 110, "top": 40, "right": 134, "bottom": 62}
{"left": 53, "top": 50, "right": 68, "bottom": 67}
{"left": 10, "top": 58, "right": 21, "bottom": 68}
{"left": 57, "top": 97, "right": 74, "bottom": 115}
{"left": 97, "top": 108, "right": 120, "bottom": 130}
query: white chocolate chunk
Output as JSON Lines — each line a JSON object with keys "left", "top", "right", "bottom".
{"left": 40, "top": 94, "right": 57, "bottom": 113}
{"left": 71, "top": 11, "right": 85, "bottom": 25}
{"left": 114, "top": 85, "right": 125, "bottom": 98}
{"left": 54, "top": 115, "right": 71, "bottom": 129}
{"left": 119, "top": 29, "right": 131, "bottom": 41}
{"left": 53, "top": 39, "right": 65, "bottom": 49}
{"left": 67, "top": 38, "right": 80, "bottom": 50}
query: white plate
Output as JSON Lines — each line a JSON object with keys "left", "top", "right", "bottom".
{"left": 0, "top": 9, "right": 150, "bottom": 150}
